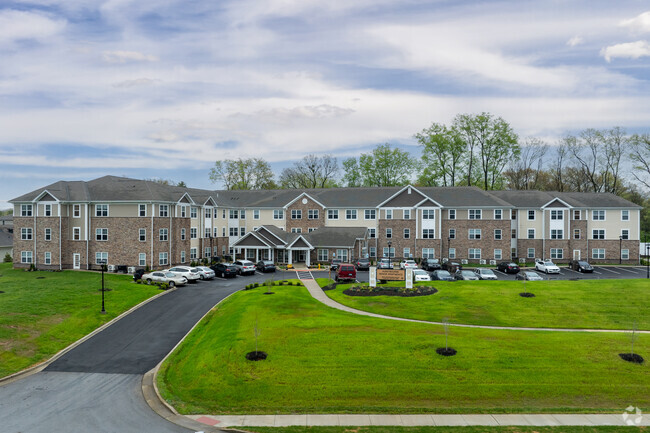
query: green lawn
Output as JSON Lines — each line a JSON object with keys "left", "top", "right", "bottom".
{"left": 319, "top": 279, "right": 650, "bottom": 330}
{"left": 0, "top": 263, "right": 161, "bottom": 378}
{"left": 157, "top": 283, "right": 649, "bottom": 415}
{"left": 245, "top": 427, "right": 644, "bottom": 433}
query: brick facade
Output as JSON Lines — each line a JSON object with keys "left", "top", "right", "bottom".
{"left": 286, "top": 196, "right": 324, "bottom": 234}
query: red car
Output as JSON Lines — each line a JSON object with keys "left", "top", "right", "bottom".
{"left": 335, "top": 263, "right": 357, "bottom": 282}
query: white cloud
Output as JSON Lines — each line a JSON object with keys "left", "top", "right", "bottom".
{"left": 567, "top": 36, "right": 584, "bottom": 47}
{"left": 102, "top": 50, "right": 159, "bottom": 63}
{"left": 0, "top": 9, "right": 66, "bottom": 44}
{"left": 621, "top": 11, "right": 650, "bottom": 34}
{"left": 112, "top": 78, "right": 156, "bottom": 88}
{"left": 601, "top": 40, "right": 650, "bottom": 62}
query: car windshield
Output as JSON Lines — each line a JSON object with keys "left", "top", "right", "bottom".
{"left": 413, "top": 269, "right": 426, "bottom": 275}
{"left": 525, "top": 272, "right": 538, "bottom": 277}
{"left": 437, "top": 271, "right": 451, "bottom": 277}
{"left": 190, "top": 268, "right": 199, "bottom": 272}
{"left": 481, "top": 269, "right": 495, "bottom": 275}
{"left": 578, "top": 261, "right": 589, "bottom": 266}
{"left": 262, "top": 261, "right": 273, "bottom": 265}
{"left": 164, "top": 272, "right": 176, "bottom": 277}
{"left": 544, "top": 262, "right": 554, "bottom": 266}
{"left": 461, "top": 271, "right": 475, "bottom": 276}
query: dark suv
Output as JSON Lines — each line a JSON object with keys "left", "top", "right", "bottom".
{"left": 330, "top": 259, "right": 342, "bottom": 270}
{"left": 421, "top": 258, "right": 442, "bottom": 271}
{"left": 353, "top": 258, "right": 370, "bottom": 270}
{"left": 568, "top": 260, "right": 593, "bottom": 273}
{"left": 497, "top": 262, "right": 520, "bottom": 274}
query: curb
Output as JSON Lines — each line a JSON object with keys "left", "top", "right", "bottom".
{"left": 0, "top": 284, "right": 177, "bottom": 387}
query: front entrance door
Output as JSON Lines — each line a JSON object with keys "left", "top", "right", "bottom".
{"left": 293, "top": 250, "right": 306, "bottom": 263}
{"left": 73, "top": 253, "right": 81, "bottom": 269}
{"left": 573, "top": 249, "right": 581, "bottom": 260}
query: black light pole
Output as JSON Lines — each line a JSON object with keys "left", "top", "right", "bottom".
{"left": 447, "top": 236, "right": 451, "bottom": 260}
{"left": 387, "top": 240, "right": 392, "bottom": 259}
{"left": 99, "top": 260, "right": 107, "bottom": 314}
{"left": 619, "top": 235, "right": 623, "bottom": 265}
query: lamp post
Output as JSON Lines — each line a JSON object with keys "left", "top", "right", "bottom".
{"left": 447, "top": 236, "right": 451, "bottom": 260}
{"left": 209, "top": 233, "right": 213, "bottom": 265}
{"left": 619, "top": 235, "right": 623, "bottom": 265}
{"left": 387, "top": 240, "right": 392, "bottom": 260}
{"left": 98, "top": 259, "right": 107, "bottom": 314}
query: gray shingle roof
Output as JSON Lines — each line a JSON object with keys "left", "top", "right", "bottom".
{"left": 305, "top": 227, "right": 367, "bottom": 248}
{"left": 491, "top": 190, "right": 641, "bottom": 208}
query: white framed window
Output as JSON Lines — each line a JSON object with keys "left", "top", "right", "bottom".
{"left": 469, "top": 229, "right": 481, "bottom": 240}
{"left": 386, "top": 228, "right": 392, "bottom": 238}
{"left": 527, "top": 248, "right": 535, "bottom": 258}
{"left": 191, "top": 228, "right": 197, "bottom": 239}
{"left": 254, "top": 210, "right": 260, "bottom": 219}
{"left": 159, "top": 228, "right": 168, "bottom": 241}
{"left": 494, "top": 249, "right": 502, "bottom": 260}
{"left": 592, "top": 229, "right": 605, "bottom": 240}
{"left": 592, "top": 248, "right": 605, "bottom": 259}
{"left": 573, "top": 210, "right": 581, "bottom": 220}
{"left": 139, "top": 204, "right": 147, "bottom": 217}
{"left": 448, "top": 209, "right": 456, "bottom": 220}
{"left": 469, "top": 209, "right": 481, "bottom": 220}
{"left": 159, "top": 205, "right": 169, "bottom": 217}
{"left": 550, "top": 229, "right": 563, "bottom": 240}
{"left": 191, "top": 207, "right": 198, "bottom": 218}
{"left": 44, "top": 252, "right": 51, "bottom": 265}
{"left": 621, "top": 210, "right": 629, "bottom": 221}
{"left": 385, "top": 209, "right": 393, "bottom": 219}
{"left": 494, "top": 229, "right": 502, "bottom": 240}
{"left": 308, "top": 209, "right": 319, "bottom": 219}
{"left": 528, "top": 210, "right": 535, "bottom": 220}
{"left": 511, "top": 209, "right": 517, "bottom": 220}
{"left": 240, "top": 227, "right": 245, "bottom": 236}
{"left": 369, "top": 247, "right": 376, "bottom": 258}
{"left": 527, "top": 229, "right": 535, "bottom": 239}
{"left": 180, "top": 206, "right": 186, "bottom": 218}
{"left": 449, "top": 229, "right": 456, "bottom": 239}
{"left": 73, "top": 227, "right": 81, "bottom": 241}
{"left": 308, "top": 227, "right": 316, "bottom": 232}
{"left": 180, "top": 251, "right": 186, "bottom": 263}
{"left": 222, "top": 227, "right": 226, "bottom": 237}
{"left": 422, "top": 248, "right": 435, "bottom": 259}
{"left": 318, "top": 249, "right": 329, "bottom": 262}
{"left": 181, "top": 228, "right": 186, "bottom": 240}
{"left": 346, "top": 209, "right": 357, "bottom": 220}
{"left": 468, "top": 248, "right": 481, "bottom": 259}
{"left": 573, "top": 229, "right": 580, "bottom": 239}
{"left": 550, "top": 248, "right": 563, "bottom": 259}
{"left": 205, "top": 247, "right": 211, "bottom": 258}
{"left": 190, "top": 248, "right": 197, "bottom": 260}
{"left": 494, "top": 209, "right": 502, "bottom": 220}
{"left": 139, "top": 228, "right": 146, "bottom": 242}
{"left": 95, "top": 252, "right": 108, "bottom": 264}
{"left": 240, "top": 210, "right": 246, "bottom": 219}
{"left": 622, "top": 249, "right": 629, "bottom": 260}
{"left": 21, "top": 204, "right": 33, "bottom": 217}
{"left": 422, "top": 228, "right": 434, "bottom": 239}
{"left": 291, "top": 227, "right": 302, "bottom": 233}
{"left": 73, "top": 204, "right": 80, "bottom": 218}
{"left": 95, "top": 204, "right": 108, "bottom": 217}
{"left": 403, "top": 228, "right": 410, "bottom": 239}
{"left": 205, "top": 208, "right": 212, "bottom": 219}
{"left": 621, "top": 229, "right": 629, "bottom": 240}
{"left": 365, "top": 209, "right": 376, "bottom": 220}
{"left": 44, "top": 204, "right": 52, "bottom": 217}
{"left": 336, "top": 249, "right": 349, "bottom": 261}
{"left": 403, "top": 248, "right": 411, "bottom": 258}
{"left": 95, "top": 228, "right": 108, "bottom": 241}
{"left": 229, "top": 227, "right": 238, "bottom": 237}
{"left": 159, "top": 252, "right": 168, "bottom": 266}
{"left": 327, "top": 209, "right": 338, "bottom": 219}
{"left": 592, "top": 210, "right": 605, "bottom": 221}
{"left": 274, "top": 209, "right": 284, "bottom": 220}
{"left": 368, "top": 228, "right": 376, "bottom": 238}
{"left": 214, "top": 227, "right": 218, "bottom": 238}
{"left": 222, "top": 209, "right": 226, "bottom": 219}
{"left": 550, "top": 210, "right": 563, "bottom": 220}
{"left": 403, "top": 209, "right": 410, "bottom": 220}
{"left": 205, "top": 228, "right": 211, "bottom": 238}
{"left": 139, "top": 253, "right": 146, "bottom": 266}
{"left": 449, "top": 248, "right": 456, "bottom": 259}
{"left": 21, "top": 251, "right": 33, "bottom": 263}
{"left": 291, "top": 209, "right": 302, "bottom": 219}
{"left": 44, "top": 228, "right": 51, "bottom": 241}
{"left": 511, "top": 229, "right": 516, "bottom": 239}
{"left": 422, "top": 209, "right": 435, "bottom": 220}
{"left": 382, "top": 247, "right": 395, "bottom": 258}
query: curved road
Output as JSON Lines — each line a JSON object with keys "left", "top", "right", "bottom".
{"left": 0, "top": 272, "right": 273, "bottom": 433}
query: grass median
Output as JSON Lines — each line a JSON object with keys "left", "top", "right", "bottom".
{"left": 0, "top": 263, "right": 161, "bottom": 378}
{"left": 320, "top": 279, "right": 650, "bottom": 330}
{"left": 157, "top": 282, "right": 648, "bottom": 415}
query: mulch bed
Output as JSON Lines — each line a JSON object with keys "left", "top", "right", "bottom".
{"left": 36, "top": 277, "right": 45, "bottom": 279}
{"left": 263, "top": 292, "right": 275, "bottom": 295}
{"left": 619, "top": 353, "right": 644, "bottom": 364}
{"left": 246, "top": 351, "right": 267, "bottom": 361}
{"left": 0, "top": 291, "right": 4, "bottom": 294}
{"left": 343, "top": 286, "right": 438, "bottom": 297}
{"left": 322, "top": 283, "right": 337, "bottom": 291}
{"left": 436, "top": 347, "right": 457, "bottom": 356}
{"left": 519, "top": 292, "right": 535, "bottom": 298}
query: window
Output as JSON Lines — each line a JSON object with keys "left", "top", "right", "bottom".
{"left": 159, "top": 205, "right": 168, "bottom": 217}
{"left": 180, "top": 206, "right": 186, "bottom": 218}
{"left": 422, "top": 248, "right": 435, "bottom": 259}
{"left": 308, "top": 209, "right": 319, "bottom": 219}
{"left": 327, "top": 209, "right": 338, "bottom": 220}
{"left": 448, "top": 229, "right": 456, "bottom": 239}
{"left": 448, "top": 209, "right": 456, "bottom": 220}
{"left": 274, "top": 209, "right": 284, "bottom": 219}
{"left": 205, "top": 228, "right": 211, "bottom": 238}
{"left": 550, "top": 248, "right": 563, "bottom": 259}
{"left": 386, "top": 228, "right": 392, "bottom": 238}
{"left": 336, "top": 249, "right": 349, "bottom": 261}
{"left": 291, "top": 209, "right": 302, "bottom": 219}
{"left": 139, "top": 253, "right": 146, "bottom": 266}
{"left": 205, "top": 208, "right": 212, "bottom": 219}
{"left": 139, "top": 228, "right": 146, "bottom": 242}
{"left": 621, "top": 229, "right": 629, "bottom": 240}
{"left": 346, "top": 209, "right": 357, "bottom": 220}
{"left": 494, "top": 249, "right": 502, "bottom": 260}
{"left": 592, "top": 248, "right": 605, "bottom": 259}
{"left": 73, "top": 204, "right": 80, "bottom": 218}
{"left": 422, "top": 209, "right": 435, "bottom": 220}
{"left": 95, "top": 252, "right": 108, "bottom": 264}
{"left": 318, "top": 249, "right": 329, "bottom": 262}
{"left": 511, "top": 229, "right": 516, "bottom": 239}
{"left": 44, "top": 228, "right": 51, "bottom": 241}
{"left": 403, "top": 228, "right": 410, "bottom": 239}
{"left": 403, "top": 248, "right": 411, "bottom": 258}
{"left": 494, "top": 229, "right": 502, "bottom": 240}
{"left": 96, "top": 228, "right": 108, "bottom": 241}
{"left": 592, "top": 229, "right": 605, "bottom": 240}
{"left": 550, "top": 229, "right": 563, "bottom": 240}
{"left": 21, "top": 251, "right": 33, "bottom": 264}
{"left": 494, "top": 209, "right": 502, "bottom": 220}
{"left": 222, "top": 227, "right": 226, "bottom": 237}
{"left": 592, "top": 210, "right": 605, "bottom": 221}
{"left": 229, "top": 227, "right": 238, "bottom": 237}
{"left": 240, "top": 227, "right": 245, "bottom": 236}
{"left": 205, "top": 247, "right": 211, "bottom": 258}
{"left": 159, "top": 252, "right": 168, "bottom": 266}
{"left": 191, "top": 228, "right": 197, "bottom": 239}
{"left": 403, "top": 209, "right": 410, "bottom": 220}
{"left": 573, "top": 229, "right": 580, "bottom": 240}
{"left": 73, "top": 227, "right": 80, "bottom": 241}
{"left": 527, "top": 248, "right": 535, "bottom": 259}
{"left": 621, "top": 210, "right": 629, "bottom": 221}
{"left": 423, "top": 229, "right": 434, "bottom": 239}
{"left": 181, "top": 228, "right": 186, "bottom": 240}
{"left": 365, "top": 209, "right": 376, "bottom": 220}
{"left": 382, "top": 247, "right": 395, "bottom": 258}
{"left": 368, "top": 228, "right": 376, "bottom": 238}
{"left": 469, "top": 248, "right": 481, "bottom": 259}
{"left": 95, "top": 204, "right": 108, "bottom": 217}
{"left": 385, "top": 209, "right": 393, "bottom": 219}
{"left": 180, "top": 251, "right": 186, "bottom": 263}
{"left": 159, "top": 229, "right": 168, "bottom": 241}
{"left": 254, "top": 210, "right": 260, "bottom": 219}
{"left": 191, "top": 207, "right": 198, "bottom": 218}
{"left": 550, "top": 210, "right": 563, "bottom": 220}
{"left": 573, "top": 210, "right": 581, "bottom": 220}
{"left": 449, "top": 248, "right": 456, "bottom": 259}
{"left": 139, "top": 204, "right": 147, "bottom": 217}
{"left": 469, "top": 229, "right": 481, "bottom": 240}
{"left": 21, "top": 204, "right": 33, "bottom": 217}
{"left": 511, "top": 209, "right": 517, "bottom": 219}
{"left": 527, "top": 210, "right": 535, "bottom": 220}
{"left": 369, "top": 247, "right": 376, "bottom": 258}
{"left": 308, "top": 227, "right": 316, "bottom": 233}
{"left": 240, "top": 210, "right": 246, "bottom": 219}
{"left": 622, "top": 249, "right": 629, "bottom": 260}
{"left": 222, "top": 209, "right": 226, "bottom": 219}
{"left": 190, "top": 248, "right": 197, "bottom": 260}
{"left": 44, "top": 252, "right": 51, "bottom": 265}
{"left": 44, "top": 204, "right": 52, "bottom": 217}
{"left": 469, "top": 209, "right": 482, "bottom": 220}
{"left": 214, "top": 227, "right": 218, "bottom": 238}
{"left": 291, "top": 228, "right": 302, "bottom": 233}
{"left": 527, "top": 229, "right": 535, "bottom": 239}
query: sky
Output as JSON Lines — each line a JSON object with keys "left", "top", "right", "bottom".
{"left": 2, "top": 0, "right": 650, "bottom": 209}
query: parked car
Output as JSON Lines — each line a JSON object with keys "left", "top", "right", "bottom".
{"left": 353, "top": 258, "right": 370, "bottom": 270}
{"left": 166, "top": 266, "right": 200, "bottom": 283}
{"left": 421, "top": 258, "right": 442, "bottom": 271}
{"left": 473, "top": 268, "right": 498, "bottom": 280}
{"left": 256, "top": 260, "right": 276, "bottom": 273}
{"left": 516, "top": 271, "right": 544, "bottom": 281}
{"left": 455, "top": 270, "right": 479, "bottom": 281}
{"left": 141, "top": 271, "right": 187, "bottom": 287}
{"left": 442, "top": 261, "right": 462, "bottom": 273}
{"left": 399, "top": 259, "right": 418, "bottom": 270}
{"left": 497, "top": 262, "right": 520, "bottom": 274}
{"left": 431, "top": 270, "right": 455, "bottom": 281}
{"left": 378, "top": 258, "right": 393, "bottom": 269}
{"left": 233, "top": 260, "right": 256, "bottom": 275}
{"left": 412, "top": 269, "right": 432, "bottom": 281}
{"left": 335, "top": 263, "right": 357, "bottom": 282}
{"left": 535, "top": 259, "right": 560, "bottom": 274}
{"left": 195, "top": 266, "right": 215, "bottom": 280}
{"left": 568, "top": 260, "right": 594, "bottom": 273}
{"left": 330, "top": 259, "right": 342, "bottom": 270}
{"left": 211, "top": 262, "right": 238, "bottom": 278}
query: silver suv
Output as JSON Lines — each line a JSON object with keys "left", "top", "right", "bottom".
{"left": 233, "top": 260, "right": 256, "bottom": 276}
{"left": 166, "top": 266, "right": 200, "bottom": 283}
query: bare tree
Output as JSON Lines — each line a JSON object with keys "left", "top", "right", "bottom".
{"left": 279, "top": 154, "right": 339, "bottom": 189}
{"left": 504, "top": 137, "right": 548, "bottom": 190}
{"left": 602, "top": 127, "right": 627, "bottom": 194}
{"left": 550, "top": 140, "right": 569, "bottom": 191}
{"left": 631, "top": 134, "right": 650, "bottom": 190}
{"left": 209, "top": 158, "right": 276, "bottom": 190}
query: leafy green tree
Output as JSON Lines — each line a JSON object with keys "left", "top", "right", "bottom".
{"left": 209, "top": 158, "right": 276, "bottom": 190}
{"left": 279, "top": 154, "right": 339, "bottom": 189}
{"left": 343, "top": 144, "right": 415, "bottom": 187}
{"left": 415, "top": 122, "right": 465, "bottom": 186}
{"left": 342, "top": 158, "right": 362, "bottom": 187}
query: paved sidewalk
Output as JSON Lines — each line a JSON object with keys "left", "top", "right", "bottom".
{"left": 189, "top": 413, "right": 648, "bottom": 428}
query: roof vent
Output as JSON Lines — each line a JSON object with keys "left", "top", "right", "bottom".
{"left": 408, "top": 187, "right": 411, "bottom": 194}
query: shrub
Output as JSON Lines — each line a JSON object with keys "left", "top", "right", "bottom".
{"left": 3, "top": 253, "right": 12, "bottom": 263}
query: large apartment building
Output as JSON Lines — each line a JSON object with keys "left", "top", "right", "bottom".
{"left": 10, "top": 176, "right": 642, "bottom": 270}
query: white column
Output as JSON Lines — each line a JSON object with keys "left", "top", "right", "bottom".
{"left": 288, "top": 248, "right": 293, "bottom": 265}
{"left": 306, "top": 250, "right": 311, "bottom": 267}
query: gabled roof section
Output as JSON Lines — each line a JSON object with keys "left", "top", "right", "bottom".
{"left": 256, "top": 225, "right": 289, "bottom": 245}
{"left": 542, "top": 198, "right": 571, "bottom": 209}
{"left": 203, "top": 196, "right": 217, "bottom": 207}
{"left": 177, "top": 192, "right": 194, "bottom": 205}
{"left": 284, "top": 192, "right": 326, "bottom": 209}
{"left": 34, "top": 190, "right": 59, "bottom": 202}
{"left": 288, "top": 235, "right": 313, "bottom": 249}
{"left": 378, "top": 185, "right": 434, "bottom": 208}
{"left": 491, "top": 190, "right": 642, "bottom": 209}
{"left": 415, "top": 198, "right": 439, "bottom": 208}
{"left": 232, "top": 231, "right": 274, "bottom": 248}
